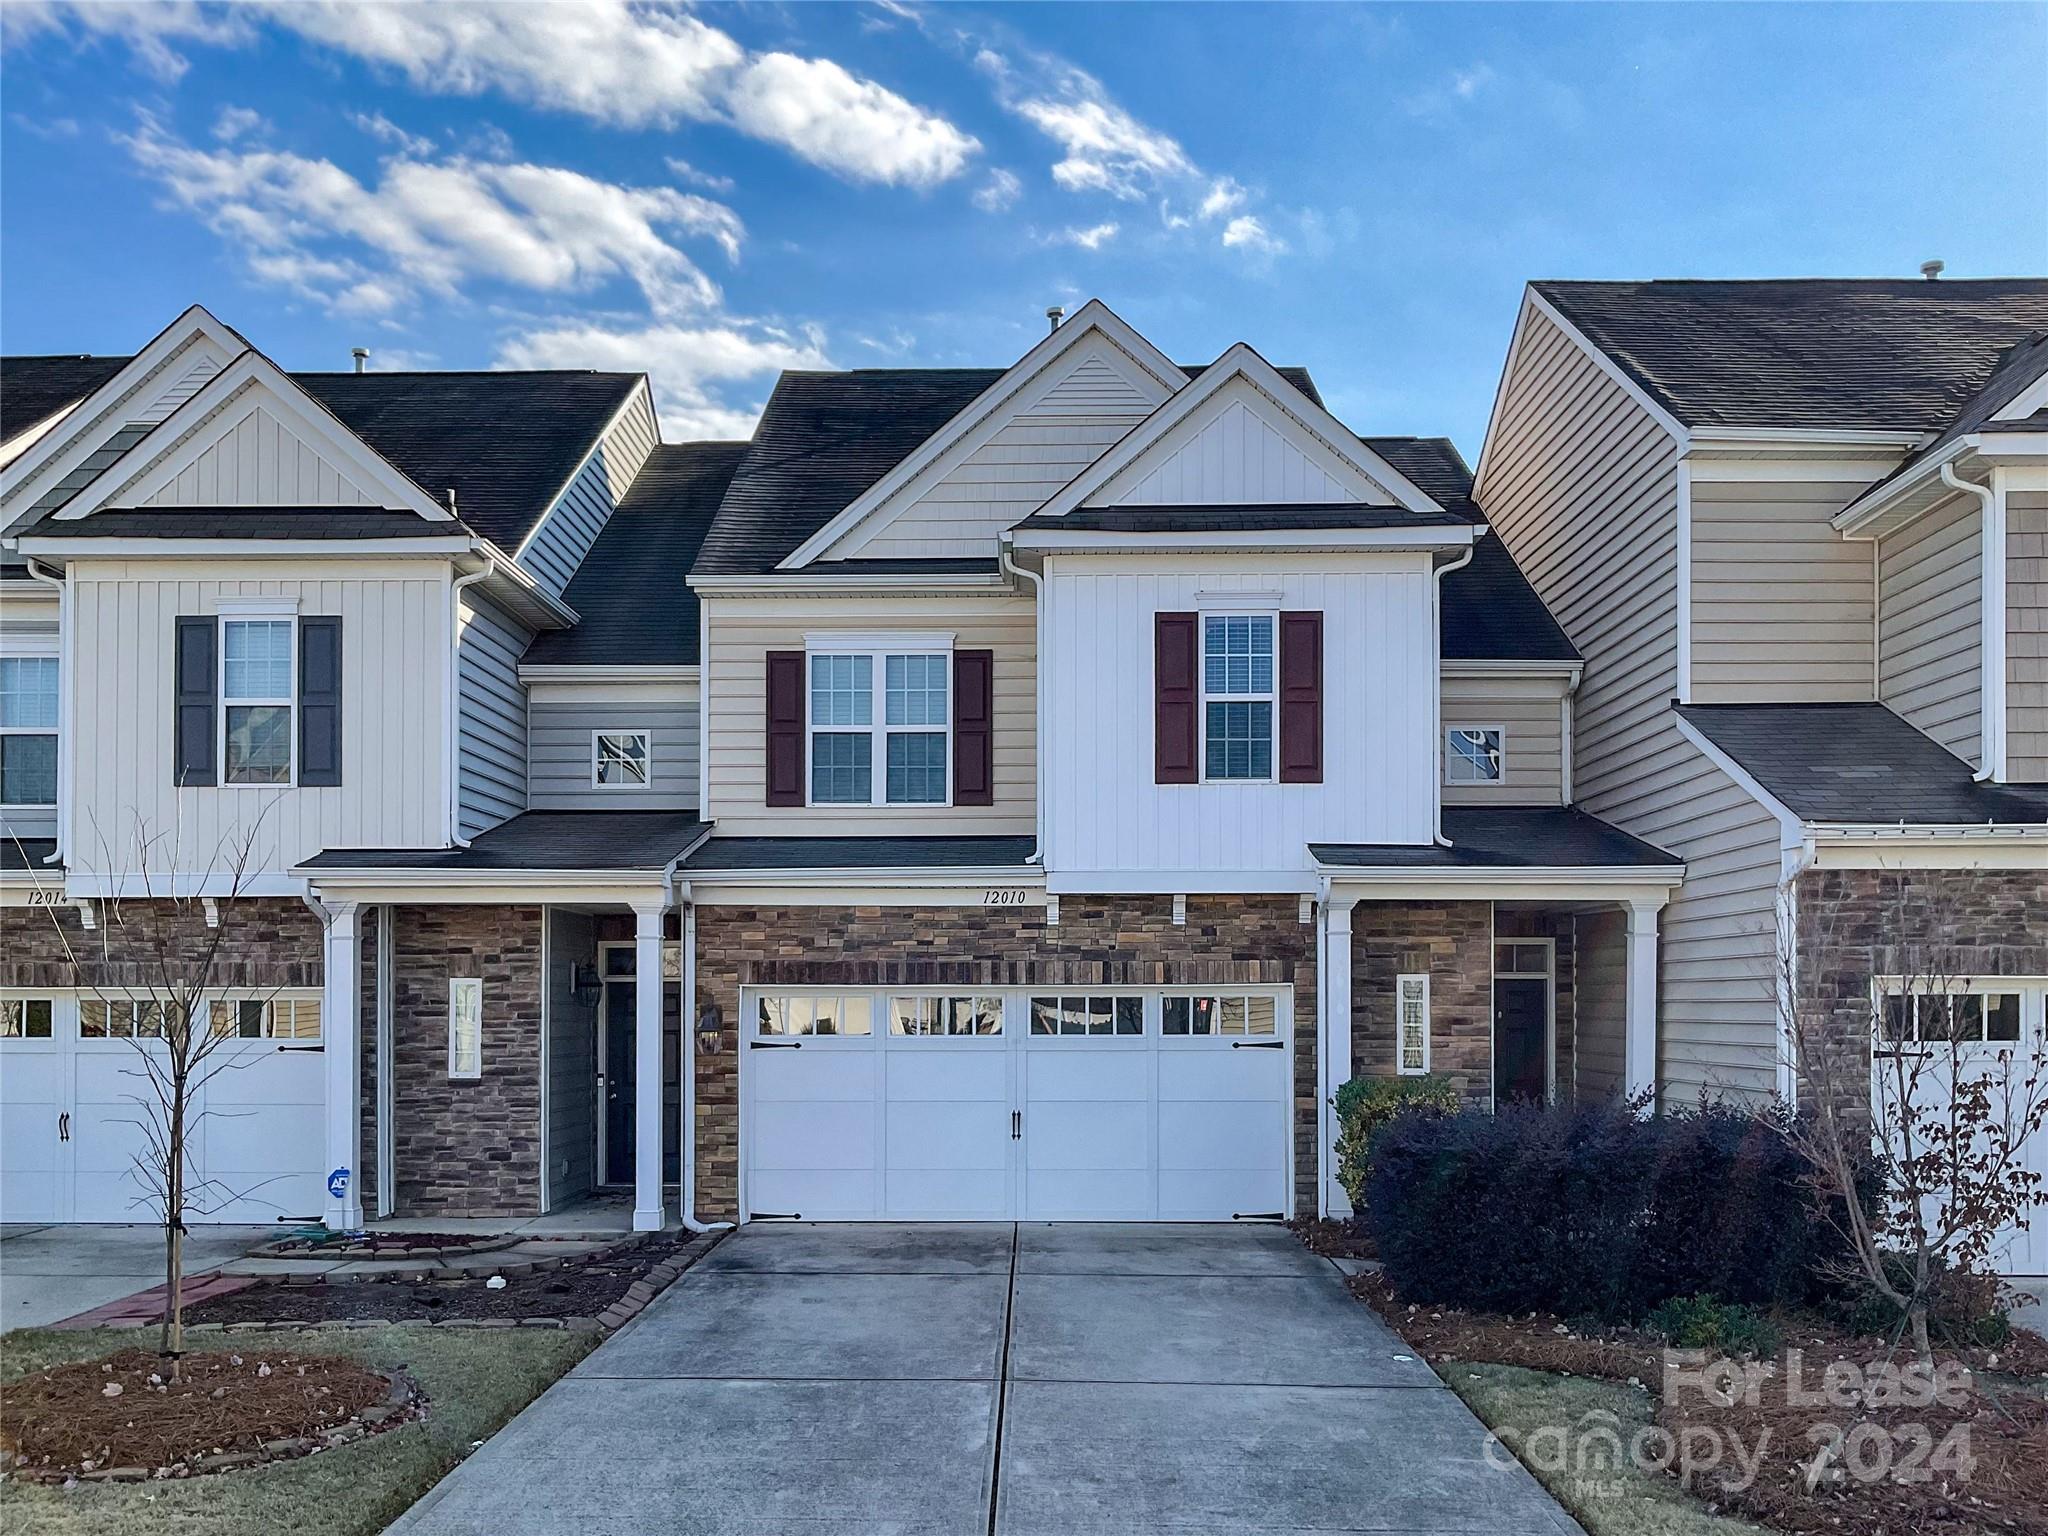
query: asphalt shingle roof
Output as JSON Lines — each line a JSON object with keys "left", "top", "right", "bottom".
{"left": 1312, "top": 807, "right": 1679, "bottom": 869}
{"left": 0, "top": 355, "right": 131, "bottom": 438}
{"left": 683, "top": 835, "right": 1039, "bottom": 872}
{"left": 1536, "top": 279, "right": 2048, "bottom": 432}
{"left": 1676, "top": 703, "right": 2048, "bottom": 824}
{"left": 524, "top": 441, "right": 746, "bottom": 667}
{"left": 1862, "top": 331, "right": 2048, "bottom": 500}
{"left": 300, "top": 811, "right": 706, "bottom": 872}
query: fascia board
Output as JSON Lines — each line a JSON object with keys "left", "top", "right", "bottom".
{"left": 1008, "top": 525, "right": 1471, "bottom": 555}
{"left": 14, "top": 536, "right": 475, "bottom": 558}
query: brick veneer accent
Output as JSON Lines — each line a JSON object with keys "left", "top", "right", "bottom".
{"left": 1797, "top": 867, "right": 2048, "bottom": 1123}
{"left": 1346, "top": 901, "right": 1495, "bottom": 1105}
{"left": 0, "top": 897, "right": 322, "bottom": 991}
{"left": 691, "top": 897, "right": 1320, "bottom": 1219}
{"left": 388, "top": 904, "right": 544, "bottom": 1216}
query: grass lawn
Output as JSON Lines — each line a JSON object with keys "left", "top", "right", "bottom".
{"left": 1443, "top": 1364, "right": 1768, "bottom": 1536}
{"left": 0, "top": 1324, "right": 594, "bottom": 1536}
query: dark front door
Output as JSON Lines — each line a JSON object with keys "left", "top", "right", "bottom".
{"left": 604, "top": 978, "right": 636, "bottom": 1186}
{"left": 1493, "top": 977, "right": 1549, "bottom": 1105}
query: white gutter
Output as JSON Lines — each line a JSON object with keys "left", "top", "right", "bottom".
{"left": 447, "top": 561, "right": 494, "bottom": 848}
{"left": 999, "top": 535, "right": 1047, "bottom": 867}
{"left": 1939, "top": 462, "right": 2003, "bottom": 782}
{"left": 677, "top": 891, "right": 732, "bottom": 1236}
{"left": 23, "top": 559, "right": 66, "bottom": 865}
{"left": 1430, "top": 540, "right": 1479, "bottom": 846}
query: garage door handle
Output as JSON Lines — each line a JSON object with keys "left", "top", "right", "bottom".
{"left": 1011, "top": 1111, "right": 1021, "bottom": 1140}
{"left": 57, "top": 1112, "right": 69, "bottom": 1142}
{"left": 750, "top": 1040, "right": 802, "bottom": 1049}
{"left": 278, "top": 1044, "right": 325, "bottom": 1053}
{"left": 1231, "top": 1040, "right": 1284, "bottom": 1050}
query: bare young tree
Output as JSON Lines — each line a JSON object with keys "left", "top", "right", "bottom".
{"left": 1780, "top": 870, "right": 2048, "bottom": 1362}
{"left": 22, "top": 810, "right": 307, "bottom": 1376}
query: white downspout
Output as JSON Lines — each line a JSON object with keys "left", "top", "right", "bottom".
{"left": 1940, "top": 463, "right": 2002, "bottom": 782}
{"left": 447, "top": 560, "right": 493, "bottom": 847}
{"left": 24, "top": 559, "right": 66, "bottom": 864}
{"left": 1430, "top": 539, "right": 1479, "bottom": 846}
{"left": 677, "top": 889, "right": 732, "bottom": 1234}
{"left": 999, "top": 536, "right": 1047, "bottom": 866}
{"left": 1314, "top": 874, "right": 1331, "bottom": 1219}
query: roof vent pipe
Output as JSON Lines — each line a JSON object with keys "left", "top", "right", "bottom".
{"left": 1045, "top": 305, "right": 1065, "bottom": 333}
{"left": 1920, "top": 259, "right": 1944, "bottom": 281}
{"left": 351, "top": 346, "right": 369, "bottom": 372}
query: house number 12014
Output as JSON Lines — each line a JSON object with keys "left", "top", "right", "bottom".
{"left": 983, "top": 888, "right": 1030, "bottom": 907}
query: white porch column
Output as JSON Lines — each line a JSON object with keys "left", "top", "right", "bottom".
{"left": 1624, "top": 898, "right": 1662, "bottom": 1109}
{"left": 322, "top": 901, "right": 365, "bottom": 1231}
{"left": 1323, "top": 897, "right": 1356, "bottom": 1217}
{"left": 632, "top": 902, "right": 667, "bottom": 1232}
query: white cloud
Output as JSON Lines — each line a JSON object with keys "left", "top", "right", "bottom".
{"left": 1220, "top": 215, "right": 1286, "bottom": 256}
{"left": 26, "top": 0, "right": 980, "bottom": 188}
{"left": 1452, "top": 64, "right": 1496, "bottom": 99}
{"left": 123, "top": 113, "right": 745, "bottom": 319}
{"left": 497, "top": 320, "right": 831, "bottom": 441}
{"left": 972, "top": 167, "right": 1022, "bottom": 213}
{"left": 212, "top": 105, "right": 267, "bottom": 142}
{"left": 1199, "top": 177, "right": 1246, "bottom": 221}
{"left": 666, "top": 156, "right": 736, "bottom": 195}
{"left": 350, "top": 110, "right": 435, "bottom": 158}
{"left": 1045, "top": 221, "right": 1119, "bottom": 251}
{"left": 1, "top": 0, "right": 254, "bottom": 82}
{"left": 977, "top": 48, "right": 1190, "bottom": 201}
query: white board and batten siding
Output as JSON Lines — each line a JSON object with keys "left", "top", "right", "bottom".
{"left": 833, "top": 342, "right": 1162, "bottom": 563}
{"left": 65, "top": 558, "right": 449, "bottom": 878}
{"left": 2006, "top": 489, "right": 2048, "bottom": 782}
{"left": 528, "top": 684, "right": 700, "bottom": 811}
{"left": 140, "top": 397, "right": 378, "bottom": 507}
{"left": 1440, "top": 670, "right": 1568, "bottom": 806}
{"left": 1094, "top": 384, "right": 1367, "bottom": 507}
{"left": 457, "top": 595, "right": 531, "bottom": 839}
{"left": 516, "top": 384, "right": 660, "bottom": 599}
{"left": 1041, "top": 554, "right": 1437, "bottom": 884}
{"left": 702, "top": 592, "right": 1036, "bottom": 837}
{"left": 1877, "top": 487, "right": 1982, "bottom": 768}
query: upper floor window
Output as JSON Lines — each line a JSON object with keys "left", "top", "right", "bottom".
{"left": 0, "top": 654, "right": 57, "bottom": 807}
{"left": 222, "top": 618, "right": 294, "bottom": 786}
{"left": 810, "top": 649, "right": 949, "bottom": 806}
{"left": 1446, "top": 728, "right": 1503, "bottom": 785}
{"left": 1203, "top": 615, "right": 1274, "bottom": 781}
{"left": 593, "top": 730, "right": 651, "bottom": 789}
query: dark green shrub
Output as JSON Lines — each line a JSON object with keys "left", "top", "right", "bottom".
{"left": 1333, "top": 1074, "right": 1461, "bottom": 1213}
{"left": 1648, "top": 1294, "right": 1784, "bottom": 1357}
{"left": 1827, "top": 1253, "right": 2011, "bottom": 1347}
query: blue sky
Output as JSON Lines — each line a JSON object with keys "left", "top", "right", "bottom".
{"left": 3, "top": 2, "right": 2043, "bottom": 455}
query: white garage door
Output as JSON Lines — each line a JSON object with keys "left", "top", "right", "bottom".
{"left": 742, "top": 988, "right": 1292, "bottom": 1222}
{"left": 0, "top": 991, "right": 327, "bottom": 1226}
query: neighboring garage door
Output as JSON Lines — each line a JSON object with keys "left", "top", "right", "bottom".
{"left": 742, "top": 988, "right": 1292, "bottom": 1222}
{"left": 0, "top": 990, "right": 328, "bottom": 1225}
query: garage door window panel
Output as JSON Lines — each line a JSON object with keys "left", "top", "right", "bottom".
{"left": 1, "top": 998, "right": 54, "bottom": 1039}
{"left": 891, "top": 995, "right": 1003, "bottom": 1037}
{"left": 1161, "top": 993, "right": 1278, "bottom": 1038}
{"left": 757, "top": 993, "right": 873, "bottom": 1038}
{"left": 1030, "top": 995, "right": 1144, "bottom": 1037}
{"left": 82, "top": 999, "right": 165, "bottom": 1040}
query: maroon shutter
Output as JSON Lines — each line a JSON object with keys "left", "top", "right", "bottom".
{"left": 1154, "top": 612, "right": 1199, "bottom": 784}
{"left": 952, "top": 649, "right": 995, "bottom": 806}
{"left": 1279, "top": 610, "right": 1323, "bottom": 784}
{"left": 765, "top": 650, "right": 805, "bottom": 807}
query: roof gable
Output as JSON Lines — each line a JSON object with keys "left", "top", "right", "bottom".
{"left": 781, "top": 299, "right": 1185, "bottom": 568}
{"left": 1035, "top": 344, "right": 1442, "bottom": 520}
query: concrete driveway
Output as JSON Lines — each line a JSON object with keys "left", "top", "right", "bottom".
{"left": 388, "top": 1222, "right": 1579, "bottom": 1536}
{"left": 0, "top": 1223, "right": 273, "bottom": 1332}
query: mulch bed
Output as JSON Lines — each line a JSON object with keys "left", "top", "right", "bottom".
{"left": 252, "top": 1231, "right": 518, "bottom": 1260}
{"left": 0, "top": 1347, "right": 416, "bottom": 1484}
{"left": 1345, "top": 1269, "right": 2048, "bottom": 1536}
{"left": 185, "top": 1229, "right": 703, "bottom": 1328}
{"left": 1287, "top": 1217, "right": 1377, "bottom": 1262}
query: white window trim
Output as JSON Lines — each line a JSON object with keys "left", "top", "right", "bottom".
{"left": 0, "top": 648, "right": 60, "bottom": 810}
{"left": 219, "top": 614, "right": 297, "bottom": 789}
{"left": 804, "top": 640, "right": 955, "bottom": 809}
{"left": 1445, "top": 724, "right": 1506, "bottom": 786}
{"left": 1396, "top": 972, "right": 1432, "bottom": 1075}
{"left": 1872, "top": 976, "right": 2038, "bottom": 1050}
{"left": 1493, "top": 936, "right": 1555, "bottom": 978}
{"left": 1199, "top": 610, "right": 1279, "bottom": 785}
{"left": 590, "top": 728, "right": 653, "bottom": 791}
{"left": 448, "top": 977, "right": 483, "bottom": 1080}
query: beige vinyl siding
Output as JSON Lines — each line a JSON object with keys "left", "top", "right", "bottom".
{"left": 1572, "top": 910, "right": 1626, "bottom": 1100}
{"left": 1475, "top": 307, "right": 1682, "bottom": 815}
{"left": 1877, "top": 488, "right": 1982, "bottom": 767}
{"left": 703, "top": 592, "right": 1035, "bottom": 836}
{"left": 529, "top": 690, "right": 699, "bottom": 811}
{"left": 1440, "top": 671, "right": 1568, "bottom": 806}
{"left": 2008, "top": 490, "right": 2048, "bottom": 781}
{"left": 67, "top": 557, "right": 448, "bottom": 876}
{"left": 517, "top": 386, "right": 659, "bottom": 599}
{"left": 1689, "top": 475, "right": 1878, "bottom": 702}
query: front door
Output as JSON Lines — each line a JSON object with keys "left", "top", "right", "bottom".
{"left": 602, "top": 976, "right": 637, "bottom": 1187}
{"left": 1493, "top": 977, "right": 1549, "bottom": 1105}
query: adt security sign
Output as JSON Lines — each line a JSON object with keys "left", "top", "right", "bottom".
{"left": 327, "top": 1167, "right": 351, "bottom": 1201}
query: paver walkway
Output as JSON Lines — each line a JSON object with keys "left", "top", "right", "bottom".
{"left": 386, "top": 1222, "right": 1584, "bottom": 1535}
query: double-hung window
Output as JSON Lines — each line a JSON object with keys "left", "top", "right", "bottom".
{"left": 808, "top": 641, "right": 950, "bottom": 806}
{"left": 1202, "top": 615, "right": 1274, "bottom": 781}
{"left": 221, "top": 617, "right": 295, "bottom": 786}
{"left": 0, "top": 654, "right": 58, "bottom": 807}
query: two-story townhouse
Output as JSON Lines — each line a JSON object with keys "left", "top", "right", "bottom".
{"left": 1476, "top": 277, "right": 2048, "bottom": 1272}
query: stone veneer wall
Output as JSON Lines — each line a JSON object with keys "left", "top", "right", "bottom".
{"left": 692, "top": 897, "right": 1319, "bottom": 1220}
{"left": 388, "top": 904, "right": 544, "bottom": 1216}
{"left": 0, "top": 897, "right": 323, "bottom": 991}
{"left": 1347, "top": 901, "right": 1496, "bottom": 1104}
{"left": 1797, "top": 867, "right": 2048, "bottom": 1122}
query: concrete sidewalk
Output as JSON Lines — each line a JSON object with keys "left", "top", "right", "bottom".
{"left": 0, "top": 1223, "right": 274, "bottom": 1333}
{"left": 386, "top": 1222, "right": 1582, "bottom": 1536}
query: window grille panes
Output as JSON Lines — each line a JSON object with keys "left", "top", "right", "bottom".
{"left": 0, "top": 657, "right": 58, "bottom": 728}
{"left": 1203, "top": 616, "right": 1273, "bottom": 695}
{"left": 0, "top": 999, "right": 52, "bottom": 1038}
{"left": 449, "top": 980, "right": 483, "bottom": 1078}
{"left": 810, "top": 732, "right": 873, "bottom": 804}
{"left": 1397, "top": 976, "right": 1429, "bottom": 1074}
{"left": 810, "top": 655, "right": 872, "bottom": 727}
{"left": 223, "top": 620, "right": 292, "bottom": 699}
{"left": 596, "top": 732, "right": 649, "bottom": 786}
{"left": 1447, "top": 729, "right": 1503, "bottom": 783}
{"left": 1890, "top": 991, "right": 2026, "bottom": 1044}
{"left": 1162, "top": 994, "right": 1276, "bottom": 1037}
{"left": 885, "top": 654, "right": 948, "bottom": 726}
{"left": 85, "top": 1000, "right": 165, "bottom": 1039}
{"left": 0, "top": 656, "right": 59, "bottom": 806}
{"left": 886, "top": 731, "right": 947, "bottom": 804}
{"left": 891, "top": 995, "right": 1002, "bottom": 1036}
{"left": 0, "top": 735, "right": 56, "bottom": 805}
{"left": 1205, "top": 701, "right": 1272, "bottom": 780}
{"left": 1030, "top": 995, "right": 1142, "bottom": 1036}
{"left": 756, "top": 994, "right": 871, "bottom": 1037}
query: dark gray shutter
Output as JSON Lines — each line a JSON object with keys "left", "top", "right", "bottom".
{"left": 173, "top": 616, "right": 217, "bottom": 787}
{"left": 299, "top": 616, "right": 343, "bottom": 787}
{"left": 952, "top": 649, "right": 994, "bottom": 806}
{"left": 765, "top": 650, "right": 806, "bottom": 807}
{"left": 1278, "top": 611, "right": 1323, "bottom": 784}
{"left": 1154, "top": 612, "right": 1199, "bottom": 784}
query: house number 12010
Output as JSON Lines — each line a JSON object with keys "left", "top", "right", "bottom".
{"left": 983, "top": 889, "right": 1029, "bottom": 907}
